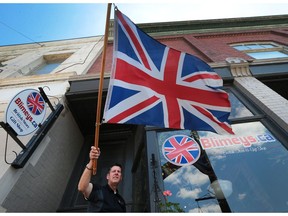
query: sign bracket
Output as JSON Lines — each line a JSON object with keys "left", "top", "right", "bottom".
{"left": 11, "top": 103, "right": 64, "bottom": 168}
{"left": 38, "top": 87, "right": 55, "bottom": 112}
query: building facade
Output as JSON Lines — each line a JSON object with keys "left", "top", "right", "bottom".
{"left": 0, "top": 14, "right": 288, "bottom": 212}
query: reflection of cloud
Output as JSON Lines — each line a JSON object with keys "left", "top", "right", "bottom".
{"left": 177, "top": 187, "right": 202, "bottom": 199}
{"left": 165, "top": 166, "right": 209, "bottom": 187}
{"left": 229, "top": 92, "right": 253, "bottom": 119}
{"left": 164, "top": 166, "right": 211, "bottom": 205}
{"left": 238, "top": 193, "right": 246, "bottom": 200}
{"left": 165, "top": 170, "right": 182, "bottom": 185}
{"left": 200, "top": 122, "right": 267, "bottom": 139}
{"left": 182, "top": 166, "right": 209, "bottom": 186}
{"left": 233, "top": 122, "right": 267, "bottom": 136}
{"left": 208, "top": 179, "right": 233, "bottom": 199}
{"left": 189, "top": 203, "right": 221, "bottom": 213}
{"left": 234, "top": 106, "right": 252, "bottom": 118}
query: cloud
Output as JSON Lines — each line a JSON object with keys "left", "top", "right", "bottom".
{"left": 189, "top": 203, "right": 221, "bottom": 213}
{"left": 165, "top": 165, "right": 209, "bottom": 187}
{"left": 177, "top": 187, "right": 202, "bottom": 199}
{"left": 238, "top": 193, "right": 247, "bottom": 200}
{"left": 182, "top": 166, "right": 210, "bottom": 186}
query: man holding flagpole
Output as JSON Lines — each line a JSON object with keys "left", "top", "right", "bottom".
{"left": 78, "top": 4, "right": 233, "bottom": 212}
{"left": 78, "top": 146, "right": 126, "bottom": 212}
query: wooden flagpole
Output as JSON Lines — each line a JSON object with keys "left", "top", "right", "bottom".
{"left": 93, "top": 3, "right": 112, "bottom": 175}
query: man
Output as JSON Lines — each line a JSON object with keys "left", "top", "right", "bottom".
{"left": 78, "top": 146, "right": 126, "bottom": 212}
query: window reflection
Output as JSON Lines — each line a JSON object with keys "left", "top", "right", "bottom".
{"left": 228, "top": 91, "right": 253, "bottom": 119}
{"left": 199, "top": 122, "right": 288, "bottom": 212}
{"left": 31, "top": 61, "right": 62, "bottom": 75}
{"left": 157, "top": 130, "right": 222, "bottom": 212}
{"left": 157, "top": 121, "right": 288, "bottom": 212}
{"left": 163, "top": 165, "right": 221, "bottom": 212}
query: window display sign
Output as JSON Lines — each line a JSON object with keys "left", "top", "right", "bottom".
{"left": 162, "top": 135, "right": 201, "bottom": 166}
{"left": 200, "top": 133, "right": 276, "bottom": 149}
{"left": 5, "top": 89, "right": 47, "bottom": 136}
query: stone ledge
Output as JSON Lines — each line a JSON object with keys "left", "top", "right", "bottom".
{"left": 0, "top": 72, "right": 76, "bottom": 87}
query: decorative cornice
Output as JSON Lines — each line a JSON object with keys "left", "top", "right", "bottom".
{"left": 226, "top": 57, "right": 251, "bottom": 77}
{"left": 108, "top": 15, "right": 288, "bottom": 38}
{"left": 193, "top": 30, "right": 272, "bottom": 39}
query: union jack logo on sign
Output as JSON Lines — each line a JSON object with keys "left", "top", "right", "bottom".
{"left": 27, "top": 92, "right": 45, "bottom": 115}
{"left": 162, "top": 135, "right": 201, "bottom": 166}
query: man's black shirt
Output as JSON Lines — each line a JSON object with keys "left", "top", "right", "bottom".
{"left": 87, "top": 183, "right": 126, "bottom": 212}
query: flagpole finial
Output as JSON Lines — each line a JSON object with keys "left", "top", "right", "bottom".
{"left": 113, "top": 3, "right": 118, "bottom": 11}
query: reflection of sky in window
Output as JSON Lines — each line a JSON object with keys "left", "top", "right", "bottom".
{"left": 228, "top": 92, "right": 253, "bottom": 119}
{"left": 248, "top": 51, "right": 288, "bottom": 59}
{"left": 157, "top": 122, "right": 288, "bottom": 212}
{"left": 233, "top": 44, "right": 276, "bottom": 50}
{"left": 163, "top": 165, "right": 221, "bottom": 212}
{"left": 157, "top": 130, "right": 222, "bottom": 212}
{"left": 198, "top": 122, "right": 288, "bottom": 212}
{"left": 31, "top": 62, "right": 61, "bottom": 75}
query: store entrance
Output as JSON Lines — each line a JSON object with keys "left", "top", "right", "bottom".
{"left": 60, "top": 77, "right": 149, "bottom": 212}
{"left": 57, "top": 123, "right": 147, "bottom": 212}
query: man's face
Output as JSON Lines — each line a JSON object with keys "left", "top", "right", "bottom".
{"left": 107, "top": 166, "right": 122, "bottom": 185}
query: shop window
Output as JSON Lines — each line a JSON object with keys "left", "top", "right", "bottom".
{"left": 146, "top": 86, "right": 288, "bottom": 212}
{"left": 154, "top": 121, "right": 288, "bottom": 212}
{"left": 197, "top": 122, "right": 288, "bottom": 212}
{"left": 231, "top": 42, "right": 288, "bottom": 60}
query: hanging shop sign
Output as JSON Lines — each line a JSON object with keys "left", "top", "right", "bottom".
{"left": 5, "top": 89, "right": 47, "bottom": 136}
{"left": 162, "top": 135, "right": 201, "bottom": 166}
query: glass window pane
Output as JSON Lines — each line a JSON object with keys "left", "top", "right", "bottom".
{"left": 261, "top": 44, "right": 276, "bottom": 48}
{"left": 31, "top": 62, "right": 61, "bottom": 75}
{"left": 248, "top": 51, "right": 288, "bottom": 59}
{"left": 246, "top": 44, "right": 261, "bottom": 49}
{"left": 157, "top": 129, "right": 220, "bottom": 212}
{"left": 233, "top": 43, "right": 278, "bottom": 51}
{"left": 233, "top": 45, "right": 248, "bottom": 51}
{"left": 228, "top": 91, "right": 254, "bottom": 119}
{"left": 198, "top": 122, "right": 288, "bottom": 212}
{"left": 156, "top": 121, "right": 288, "bottom": 212}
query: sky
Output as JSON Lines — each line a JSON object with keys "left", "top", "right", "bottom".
{"left": 0, "top": 0, "right": 288, "bottom": 46}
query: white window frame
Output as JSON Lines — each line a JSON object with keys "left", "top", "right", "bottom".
{"left": 231, "top": 42, "right": 288, "bottom": 60}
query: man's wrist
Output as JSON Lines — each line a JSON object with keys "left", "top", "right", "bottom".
{"left": 86, "top": 164, "right": 93, "bottom": 170}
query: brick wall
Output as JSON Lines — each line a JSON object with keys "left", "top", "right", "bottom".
{"left": 87, "top": 29, "right": 288, "bottom": 75}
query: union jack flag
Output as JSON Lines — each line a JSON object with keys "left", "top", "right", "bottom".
{"left": 163, "top": 135, "right": 201, "bottom": 166}
{"left": 103, "top": 9, "right": 234, "bottom": 135}
{"left": 27, "top": 92, "right": 45, "bottom": 115}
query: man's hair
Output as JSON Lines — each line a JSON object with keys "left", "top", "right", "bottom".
{"left": 107, "top": 163, "right": 122, "bottom": 174}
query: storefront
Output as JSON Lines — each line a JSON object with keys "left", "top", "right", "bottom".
{"left": 1, "top": 13, "right": 287, "bottom": 212}
{"left": 145, "top": 87, "right": 288, "bottom": 212}
{"left": 62, "top": 14, "right": 288, "bottom": 211}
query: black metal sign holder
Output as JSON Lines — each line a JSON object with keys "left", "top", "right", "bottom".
{"left": 1, "top": 87, "right": 64, "bottom": 168}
